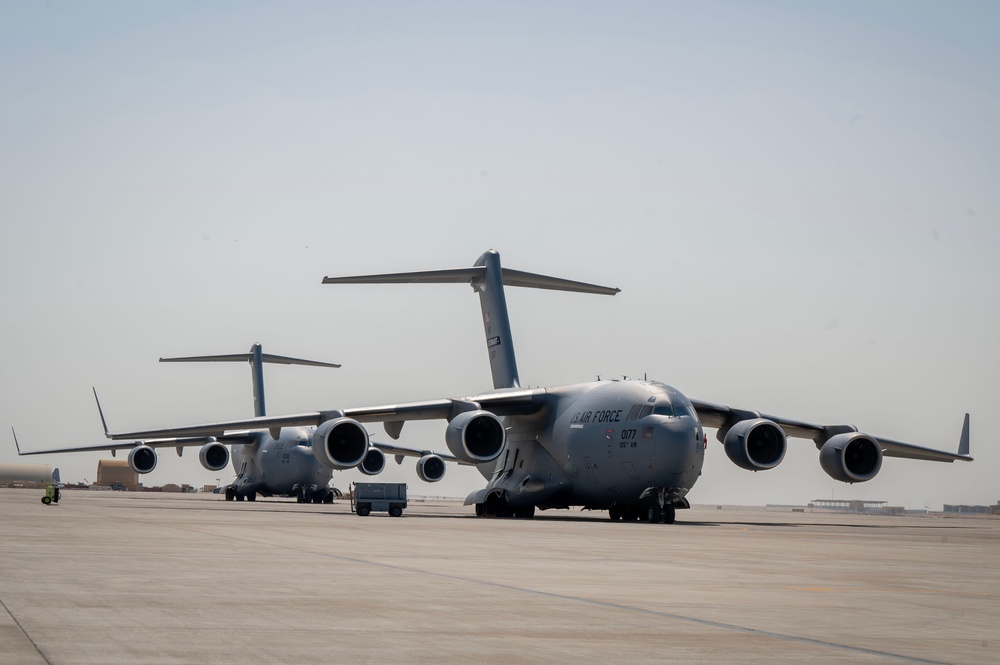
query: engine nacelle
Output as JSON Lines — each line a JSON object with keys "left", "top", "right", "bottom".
{"left": 445, "top": 410, "right": 505, "bottom": 463}
{"left": 723, "top": 419, "right": 787, "bottom": 471}
{"left": 416, "top": 454, "right": 446, "bottom": 483}
{"left": 312, "top": 418, "right": 369, "bottom": 470}
{"left": 128, "top": 444, "right": 157, "bottom": 474}
{"left": 819, "top": 433, "right": 883, "bottom": 483}
{"left": 359, "top": 447, "right": 386, "bottom": 476}
{"left": 198, "top": 439, "right": 230, "bottom": 472}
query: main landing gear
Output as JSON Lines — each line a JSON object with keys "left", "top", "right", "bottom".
{"left": 224, "top": 487, "right": 256, "bottom": 502}
{"left": 608, "top": 503, "right": 676, "bottom": 524}
{"left": 296, "top": 489, "right": 335, "bottom": 504}
{"left": 474, "top": 493, "right": 535, "bottom": 518}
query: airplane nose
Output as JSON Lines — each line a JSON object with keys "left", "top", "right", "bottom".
{"left": 654, "top": 421, "right": 700, "bottom": 473}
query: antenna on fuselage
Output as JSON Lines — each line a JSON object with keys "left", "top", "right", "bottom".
{"left": 159, "top": 343, "right": 341, "bottom": 417}
{"left": 323, "top": 250, "right": 619, "bottom": 390}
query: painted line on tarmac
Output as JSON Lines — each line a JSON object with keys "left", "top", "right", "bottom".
{"left": 0, "top": 596, "right": 53, "bottom": 665}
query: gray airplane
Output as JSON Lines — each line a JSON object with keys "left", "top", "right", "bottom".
{"left": 65, "top": 250, "right": 973, "bottom": 522}
{"left": 16, "top": 343, "right": 466, "bottom": 502}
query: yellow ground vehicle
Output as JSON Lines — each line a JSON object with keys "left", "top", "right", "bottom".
{"left": 41, "top": 483, "right": 61, "bottom": 505}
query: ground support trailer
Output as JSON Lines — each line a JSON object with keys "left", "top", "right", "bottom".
{"left": 351, "top": 482, "right": 407, "bottom": 517}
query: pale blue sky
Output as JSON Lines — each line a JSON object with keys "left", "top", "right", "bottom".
{"left": 2, "top": 1, "right": 997, "bottom": 508}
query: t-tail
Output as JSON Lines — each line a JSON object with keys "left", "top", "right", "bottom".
{"left": 159, "top": 343, "right": 341, "bottom": 417}
{"left": 323, "top": 249, "right": 620, "bottom": 390}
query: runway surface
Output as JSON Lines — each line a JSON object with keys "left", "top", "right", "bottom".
{"left": 1, "top": 488, "right": 997, "bottom": 664}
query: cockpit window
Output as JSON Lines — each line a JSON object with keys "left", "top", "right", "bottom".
{"left": 638, "top": 405, "right": 654, "bottom": 419}
{"left": 626, "top": 405, "right": 642, "bottom": 421}
{"left": 652, "top": 404, "right": 675, "bottom": 417}
{"left": 674, "top": 404, "right": 695, "bottom": 419}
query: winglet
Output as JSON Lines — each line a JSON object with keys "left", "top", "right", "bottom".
{"left": 93, "top": 387, "right": 112, "bottom": 437}
{"left": 12, "top": 427, "right": 22, "bottom": 455}
{"left": 958, "top": 413, "right": 970, "bottom": 457}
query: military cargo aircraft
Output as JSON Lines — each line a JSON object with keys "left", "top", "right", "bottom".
{"left": 16, "top": 343, "right": 467, "bottom": 502}
{"left": 55, "top": 250, "right": 972, "bottom": 522}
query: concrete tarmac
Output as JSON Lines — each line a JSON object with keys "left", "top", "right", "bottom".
{"left": 1, "top": 488, "right": 997, "bottom": 665}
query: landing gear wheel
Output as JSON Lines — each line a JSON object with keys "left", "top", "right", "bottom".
{"left": 323, "top": 493, "right": 334, "bottom": 504}
{"left": 609, "top": 506, "right": 622, "bottom": 521}
{"left": 514, "top": 506, "right": 535, "bottom": 519}
{"left": 662, "top": 505, "right": 676, "bottom": 524}
{"left": 225, "top": 488, "right": 235, "bottom": 502}
{"left": 247, "top": 493, "right": 256, "bottom": 502}
{"left": 236, "top": 493, "right": 245, "bottom": 502}
{"left": 646, "top": 504, "right": 662, "bottom": 523}
{"left": 475, "top": 503, "right": 485, "bottom": 517}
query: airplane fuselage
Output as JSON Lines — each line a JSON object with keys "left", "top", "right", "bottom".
{"left": 473, "top": 380, "right": 705, "bottom": 513}
{"left": 228, "top": 427, "right": 334, "bottom": 501}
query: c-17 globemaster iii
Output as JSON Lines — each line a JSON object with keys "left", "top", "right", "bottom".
{"left": 16, "top": 343, "right": 472, "bottom": 502}
{"left": 56, "top": 250, "right": 972, "bottom": 522}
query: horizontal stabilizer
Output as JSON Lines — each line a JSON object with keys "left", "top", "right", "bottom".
{"left": 160, "top": 353, "right": 340, "bottom": 368}
{"left": 323, "top": 266, "right": 619, "bottom": 296}
{"left": 323, "top": 267, "right": 484, "bottom": 285}
{"left": 323, "top": 250, "right": 619, "bottom": 390}
{"left": 500, "top": 268, "right": 620, "bottom": 295}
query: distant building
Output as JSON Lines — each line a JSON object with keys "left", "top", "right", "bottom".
{"left": 943, "top": 502, "right": 1000, "bottom": 515}
{"left": 96, "top": 460, "right": 138, "bottom": 491}
{"left": 810, "top": 499, "right": 884, "bottom": 513}
{"left": 160, "top": 484, "right": 196, "bottom": 493}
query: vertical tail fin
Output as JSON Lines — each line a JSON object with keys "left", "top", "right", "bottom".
{"left": 323, "top": 249, "right": 619, "bottom": 390}
{"left": 474, "top": 250, "right": 520, "bottom": 388}
{"left": 159, "top": 344, "right": 341, "bottom": 417}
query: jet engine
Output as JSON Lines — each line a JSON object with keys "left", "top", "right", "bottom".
{"left": 359, "top": 447, "right": 386, "bottom": 476}
{"left": 819, "top": 433, "right": 882, "bottom": 483}
{"left": 312, "top": 418, "right": 369, "bottom": 470}
{"left": 445, "top": 410, "right": 505, "bottom": 464}
{"left": 416, "top": 454, "right": 446, "bottom": 483}
{"left": 723, "top": 419, "right": 786, "bottom": 471}
{"left": 128, "top": 444, "right": 157, "bottom": 474}
{"left": 198, "top": 439, "right": 230, "bottom": 472}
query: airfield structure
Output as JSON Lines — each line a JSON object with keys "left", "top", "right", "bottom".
{"left": 97, "top": 460, "right": 139, "bottom": 491}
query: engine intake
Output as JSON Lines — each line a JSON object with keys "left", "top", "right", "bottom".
{"left": 128, "top": 444, "right": 157, "bottom": 474}
{"left": 723, "top": 419, "right": 787, "bottom": 471}
{"left": 445, "top": 410, "right": 505, "bottom": 463}
{"left": 198, "top": 439, "right": 230, "bottom": 472}
{"left": 312, "top": 418, "right": 369, "bottom": 470}
{"left": 820, "top": 433, "right": 882, "bottom": 483}
{"left": 416, "top": 454, "right": 446, "bottom": 483}
{"left": 359, "top": 447, "right": 386, "bottom": 476}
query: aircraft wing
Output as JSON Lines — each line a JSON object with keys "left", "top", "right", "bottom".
{"left": 97, "top": 389, "right": 549, "bottom": 441}
{"left": 371, "top": 441, "right": 468, "bottom": 465}
{"left": 13, "top": 429, "right": 255, "bottom": 456}
{"left": 689, "top": 399, "right": 973, "bottom": 463}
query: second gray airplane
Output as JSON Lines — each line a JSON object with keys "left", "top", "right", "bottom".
{"left": 18, "top": 343, "right": 468, "bottom": 502}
